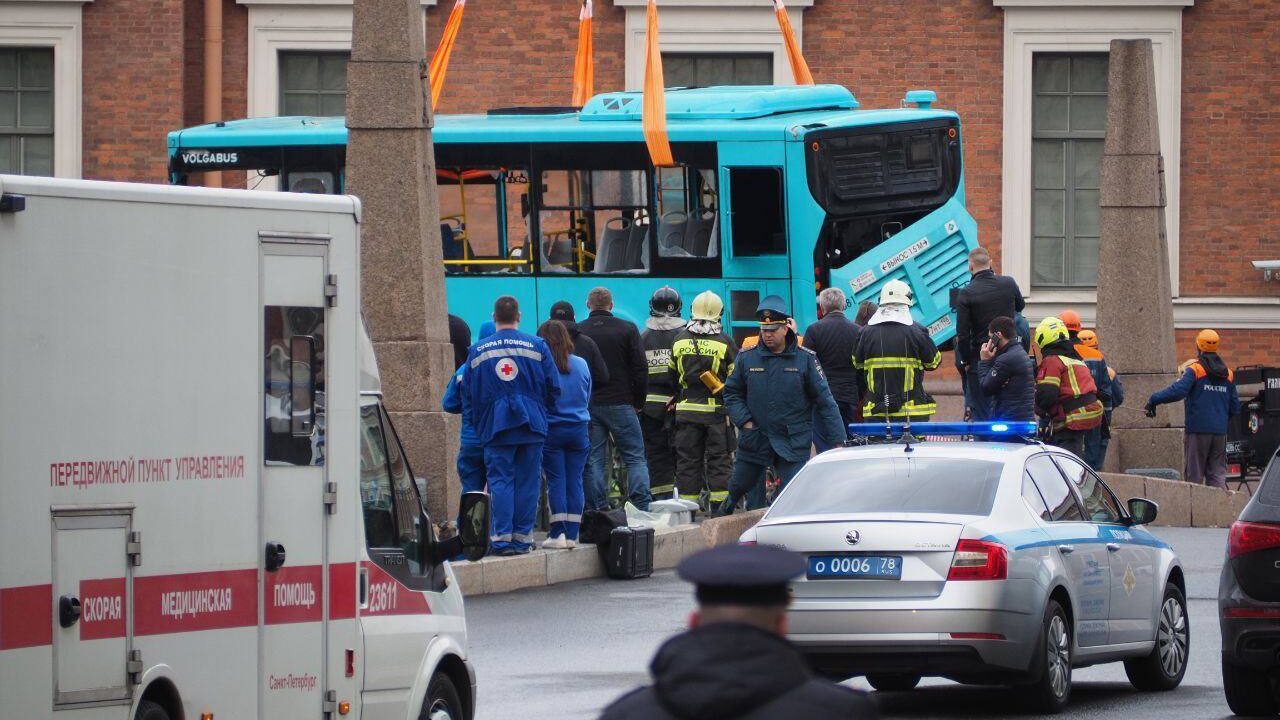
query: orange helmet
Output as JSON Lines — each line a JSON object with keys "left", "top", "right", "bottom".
{"left": 1058, "top": 310, "right": 1082, "bottom": 332}
{"left": 1078, "top": 329, "right": 1098, "bottom": 348}
{"left": 1196, "top": 329, "right": 1220, "bottom": 353}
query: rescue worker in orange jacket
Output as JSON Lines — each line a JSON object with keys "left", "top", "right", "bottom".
{"left": 1033, "top": 316, "right": 1104, "bottom": 457}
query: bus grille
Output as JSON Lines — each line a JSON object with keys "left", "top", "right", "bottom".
{"left": 918, "top": 232, "right": 970, "bottom": 296}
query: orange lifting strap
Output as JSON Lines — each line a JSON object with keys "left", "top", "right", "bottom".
{"left": 773, "top": 0, "right": 813, "bottom": 85}
{"left": 572, "top": 0, "right": 594, "bottom": 107}
{"left": 428, "top": 0, "right": 467, "bottom": 111}
{"left": 642, "top": 0, "right": 674, "bottom": 167}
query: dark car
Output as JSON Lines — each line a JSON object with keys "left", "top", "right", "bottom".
{"left": 1220, "top": 447, "right": 1280, "bottom": 715}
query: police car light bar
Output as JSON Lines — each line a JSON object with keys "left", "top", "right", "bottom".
{"left": 847, "top": 421, "right": 1039, "bottom": 438}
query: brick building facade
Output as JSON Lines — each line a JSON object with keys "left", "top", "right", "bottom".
{"left": 3, "top": 0, "right": 1276, "bottom": 365}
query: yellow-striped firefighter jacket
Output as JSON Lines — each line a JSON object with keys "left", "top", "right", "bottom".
{"left": 640, "top": 319, "right": 684, "bottom": 419}
{"left": 668, "top": 328, "right": 737, "bottom": 423}
{"left": 852, "top": 320, "right": 942, "bottom": 419}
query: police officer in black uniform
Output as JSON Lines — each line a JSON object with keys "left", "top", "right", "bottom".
{"left": 598, "top": 545, "right": 877, "bottom": 720}
{"left": 640, "top": 286, "right": 685, "bottom": 500}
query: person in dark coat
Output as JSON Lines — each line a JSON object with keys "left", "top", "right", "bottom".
{"left": 447, "top": 313, "right": 471, "bottom": 370}
{"left": 598, "top": 545, "right": 877, "bottom": 720}
{"left": 804, "top": 287, "right": 862, "bottom": 449}
{"left": 954, "top": 247, "right": 1025, "bottom": 420}
{"left": 719, "top": 296, "right": 844, "bottom": 512}
{"left": 975, "top": 316, "right": 1035, "bottom": 422}
{"left": 577, "top": 287, "right": 652, "bottom": 510}
{"left": 549, "top": 300, "right": 610, "bottom": 386}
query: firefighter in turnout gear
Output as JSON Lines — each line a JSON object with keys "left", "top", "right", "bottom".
{"left": 852, "top": 280, "right": 943, "bottom": 422}
{"left": 640, "top": 286, "right": 684, "bottom": 500}
{"left": 669, "top": 291, "right": 737, "bottom": 510}
{"left": 1034, "top": 316, "right": 1104, "bottom": 456}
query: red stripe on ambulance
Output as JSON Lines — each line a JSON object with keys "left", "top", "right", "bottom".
{"left": 361, "top": 562, "right": 431, "bottom": 616}
{"left": 264, "top": 566, "right": 323, "bottom": 625}
{"left": 79, "top": 577, "right": 126, "bottom": 641}
{"left": 0, "top": 584, "right": 53, "bottom": 649}
{"left": 134, "top": 569, "right": 258, "bottom": 636}
{"left": 329, "top": 563, "right": 357, "bottom": 620}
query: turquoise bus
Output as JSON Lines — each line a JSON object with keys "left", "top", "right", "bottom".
{"left": 168, "top": 84, "right": 977, "bottom": 346}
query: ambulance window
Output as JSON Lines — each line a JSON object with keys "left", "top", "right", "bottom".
{"left": 380, "top": 405, "right": 425, "bottom": 559}
{"left": 359, "top": 405, "right": 397, "bottom": 548}
{"left": 264, "top": 306, "right": 326, "bottom": 466}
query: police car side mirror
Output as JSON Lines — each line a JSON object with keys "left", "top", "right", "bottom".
{"left": 1127, "top": 498, "right": 1158, "bottom": 526}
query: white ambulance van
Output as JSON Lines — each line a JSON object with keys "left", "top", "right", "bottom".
{"left": 0, "top": 175, "right": 488, "bottom": 720}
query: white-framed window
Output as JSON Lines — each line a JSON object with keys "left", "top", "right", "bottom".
{"left": 616, "top": 0, "right": 813, "bottom": 91}
{"left": 1031, "top": 52, "right": 1107, "bottom": 288}
{"left": 662, "top": 52, "right": 772, "bottom": 88}
{"left": 997, "top": 0, "right": 1188, "bottom": 299}
{"left": 0, "top": 1, "right": 88, "bottom": 178}
{"left": 279, "top": 50, "right": 350, "bottom": 116}
{"left": 238, "top": 0, "right": 433, "bottom": 119}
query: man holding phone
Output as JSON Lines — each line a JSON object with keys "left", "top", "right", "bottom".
{"left": 975, "top": 316, "right": 1036, "bottom": 422}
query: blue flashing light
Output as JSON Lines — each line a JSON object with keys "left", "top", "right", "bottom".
{"left": 847, "top": 421, "right": 1038, "bottom": 438}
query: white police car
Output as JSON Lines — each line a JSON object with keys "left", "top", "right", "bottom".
{"left": 739, "top": 422, "right": 1188, "bottom": 713}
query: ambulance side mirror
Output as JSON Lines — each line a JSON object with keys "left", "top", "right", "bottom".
{"left": 457, "top": 492, "right": 491, "bottom": 561}
{"left": 421, "top": 492, "right": 491, "bottom": 566}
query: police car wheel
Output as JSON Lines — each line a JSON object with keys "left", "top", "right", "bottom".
{"left": 866, "top": 673, "right": 921, "bottom": 692}
{"left": 422, "top": 673, "right": 464, "bottom": 720}
{"left": 1124, "top": 583, "right": 1189, "bottom": 691}
{"left": 1021, "top": 599, "right": 1072, "bottom": 714}
{"left": 133, "top": 700, "right": 170, "bottom": 720}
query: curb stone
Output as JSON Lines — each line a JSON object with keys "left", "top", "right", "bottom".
{"left": 454, "top": 474, "right": 1246, "bottom": 597}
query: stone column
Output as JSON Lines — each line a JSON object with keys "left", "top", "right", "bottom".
{"left": 1096, "top": 39, "right": 1183, "bottom": 474}
{"left": 346, "top": 0, "right": 460, "bottom": 520}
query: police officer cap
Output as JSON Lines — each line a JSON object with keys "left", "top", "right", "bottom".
{"left": 755, "top": 295, "right": 791, "bottom": 326}
{"left": 677, "top": 544, "right": 806, "bottom": 607}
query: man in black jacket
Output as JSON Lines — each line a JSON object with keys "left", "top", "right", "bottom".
{"left": 804, "top": 287, "right": 861, "bottom": 449}
{"left": 954, "top": 247, "right": 1025, "bottom": 420}
{"left": 549, "top": 300, "right": 610, "bottom": 386}
{"left": 578, "top": 287, "right": 652, "bottom": 511}
{"left": 598, "top": 545, "right": 876, "bottom": 720}
{"left": 975, "top": 316, "right": 1036, "bottom": 422}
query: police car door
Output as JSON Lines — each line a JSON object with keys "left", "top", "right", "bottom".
{"left": 261, "top": 240, "right": 330, "bottom": 716}
{"left": 1053, "top": 456, "right": 1155, "bottom": 646}
{"left": 1024, "top": 454, "right": 1111, "bottom": 648}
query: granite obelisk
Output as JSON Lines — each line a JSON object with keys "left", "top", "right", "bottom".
{"left": 346, "top": 0, "right": 460, "bottom": 519}
{"left": 1096, "top": 39, "right": 1184, "bottom": 473}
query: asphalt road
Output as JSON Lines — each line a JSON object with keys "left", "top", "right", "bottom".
{"left": 466, "top": 526, "right": 1233, "bottom": 720}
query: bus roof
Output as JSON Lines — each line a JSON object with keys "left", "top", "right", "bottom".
{"left": 168, "top": 85, "right": 959, "bottom": 150}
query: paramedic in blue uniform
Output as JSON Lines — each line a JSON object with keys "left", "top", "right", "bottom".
{"left": 442, "top": 322, "right": 496, "bottom": 499}
{"left": 718, "top": 296, "right": 844, "bottom": 513}
{"left": 461, "top": 296, "right": 560, "bottom": 555}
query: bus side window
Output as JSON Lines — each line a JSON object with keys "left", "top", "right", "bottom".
{"left": 728, "top": 167, "right": 785, "bottom": 256}
{"left": 286, "top": 171, "right": 336, "bottom": 194}
{"left": 439, "top": 168, "right": 532, "bottom": 276}
{"left": 656, "top": 166, "right": 719, "bottom": 260}
{"left": 537, "top": 168, "right": 649, "bottom": 275}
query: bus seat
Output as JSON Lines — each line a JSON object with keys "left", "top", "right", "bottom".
{"left": 596, "top": 217, "right": 630, "bottom": 272}
{"left": 657, "top": 211, "right": 687, "bottom": 257}
{"left": 545, "top": 235, "right": 574, "bottom": 266}
{"left": 442, "top": 223, "right": 462, "bottom": 260}
{"left": 683, "top": 208, "right": 716, "bottom": 257}
{"left": 623, "top": 221, "right": 648, "bottom": 270}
